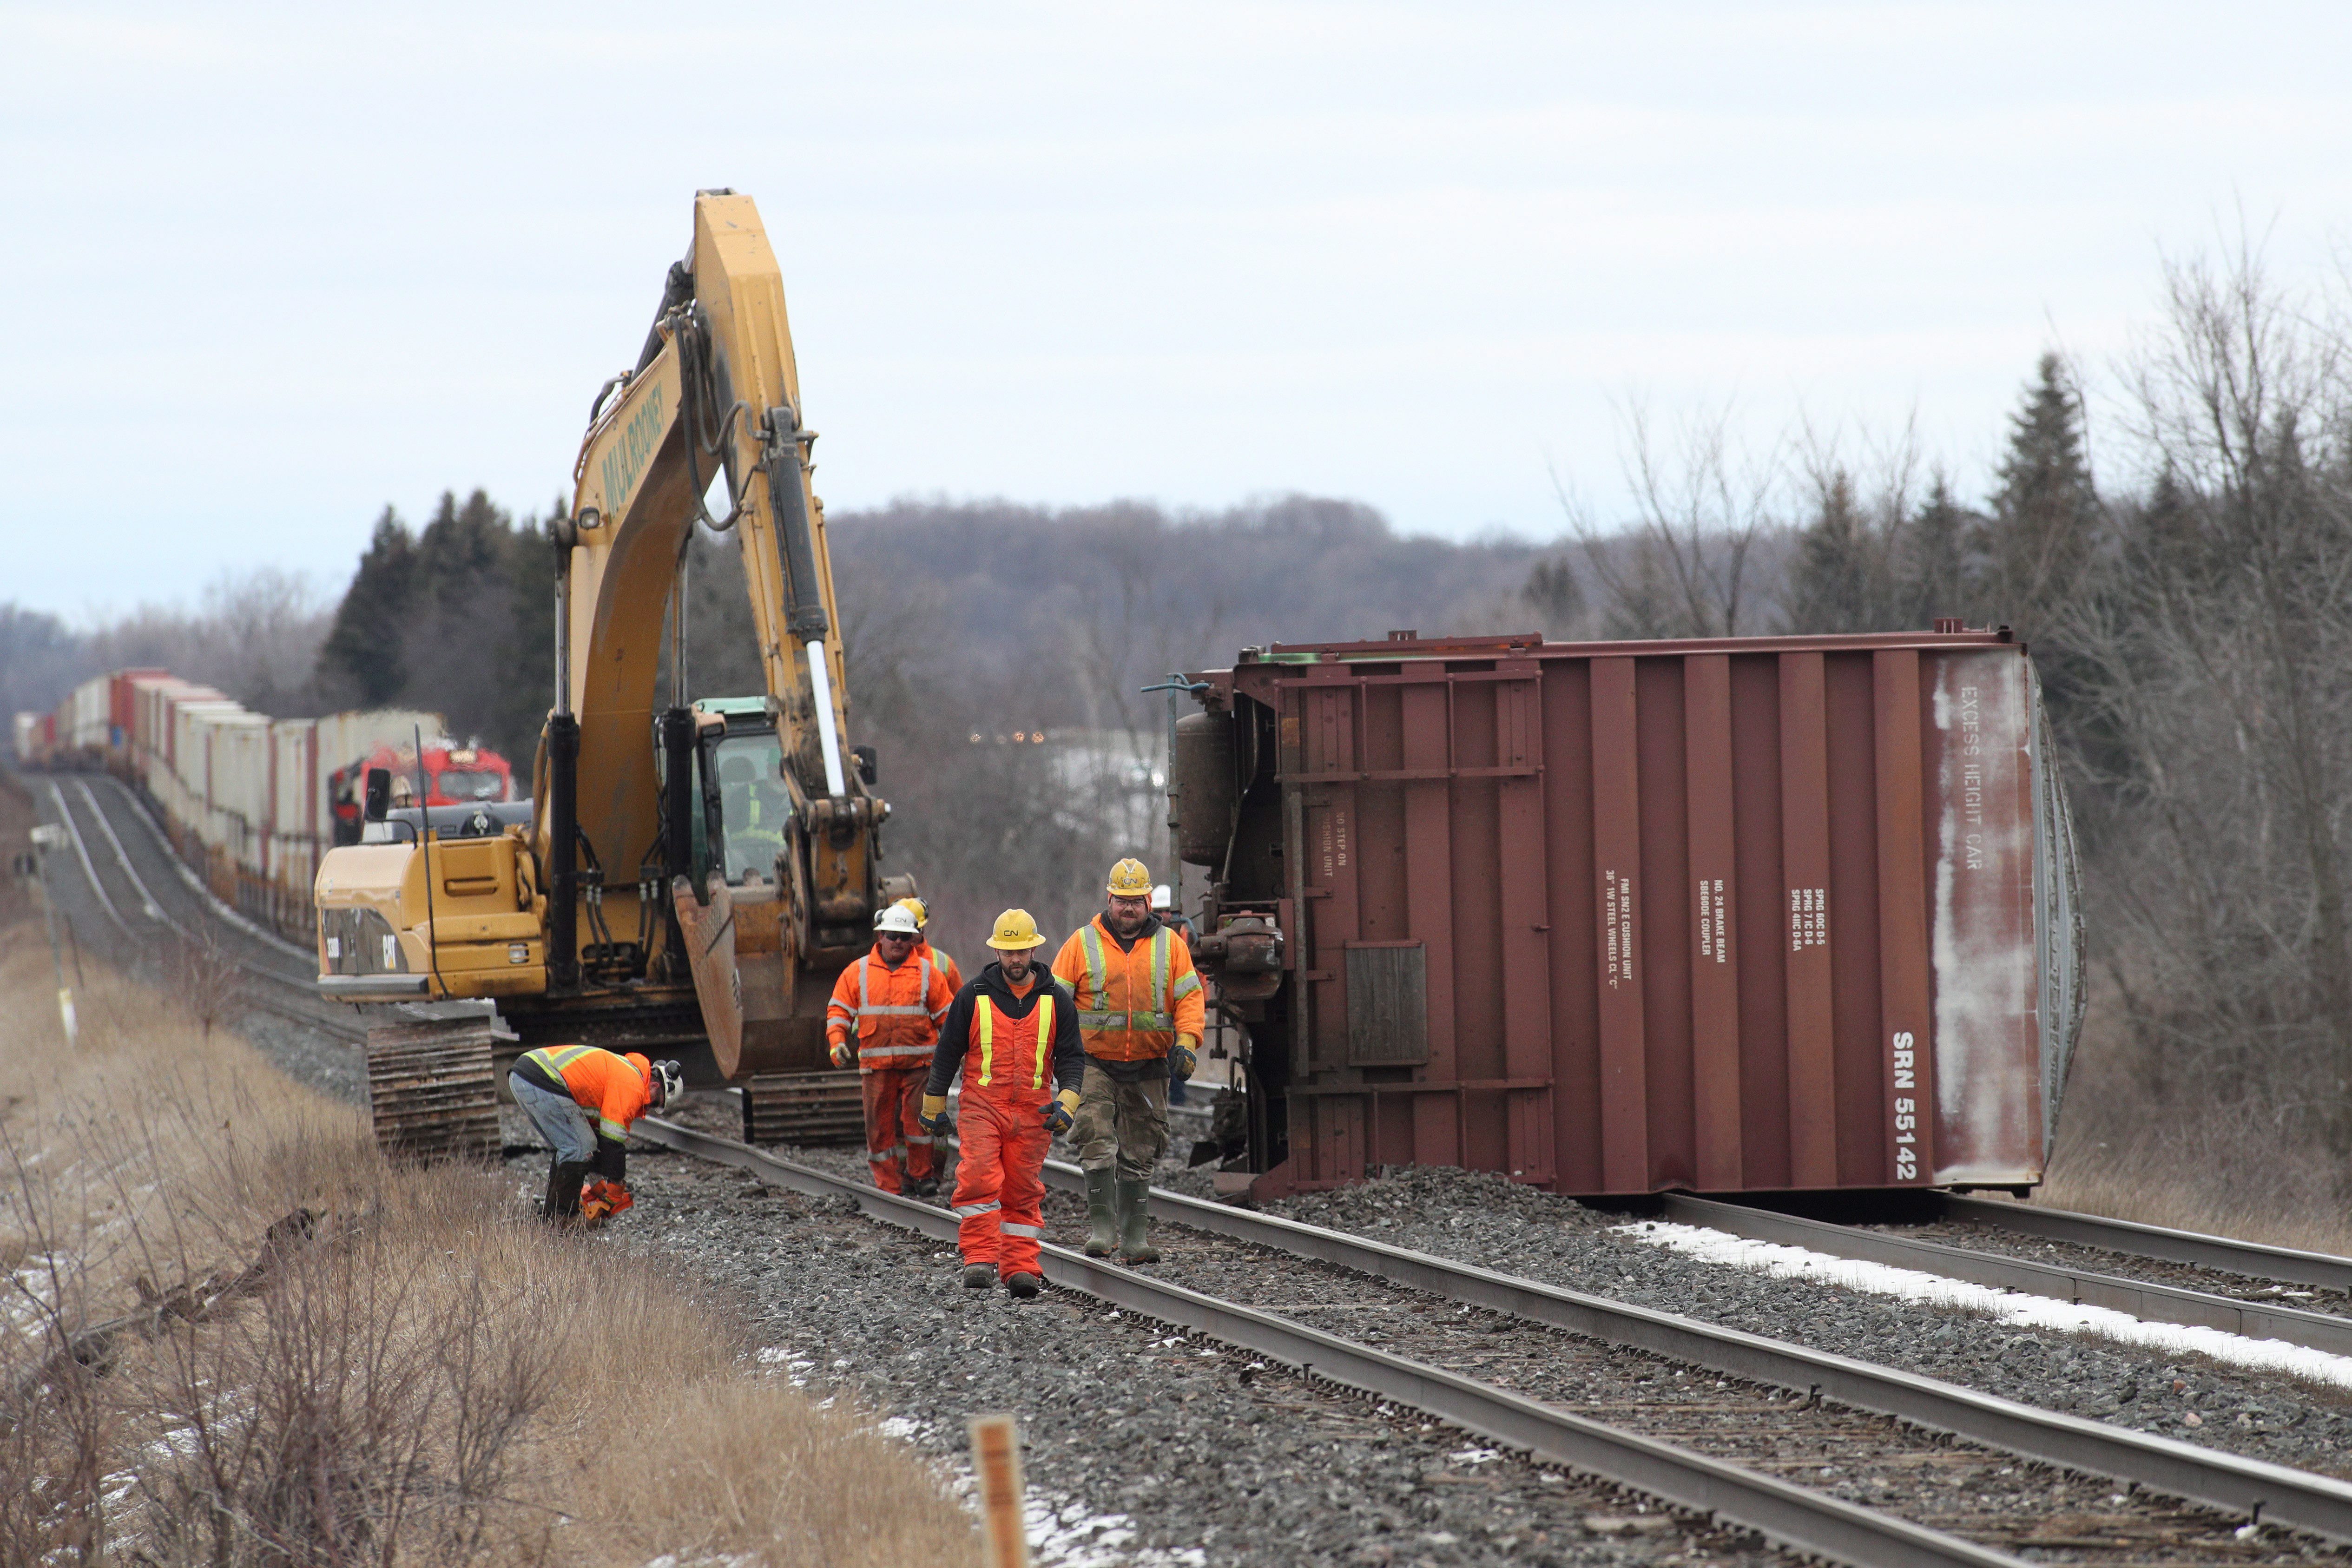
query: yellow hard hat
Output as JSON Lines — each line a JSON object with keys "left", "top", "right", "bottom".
{"left": 1106, "top": 857, "right": 1153, "bottom": 897}
{"left": 894, "top": 895, "right": 930, "bottom": 928}
{"left": 985, "top": 908, "right": 1045, "bottom": 951}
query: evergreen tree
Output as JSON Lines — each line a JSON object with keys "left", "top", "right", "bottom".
{"left": 1784, "top": 468, "right": 1878, "bottom": 632}
{"left": 1976, "top": 353, "right": 2102, "bottom": 637}
{"left": 1899, "top": 474, "right": 1973, "bottom": 627}
{"left": 317, "top": 507, "right": 417, "bottom": 706}
{"left": 1520, "top": 555, "right": 1585, "bottom": 636}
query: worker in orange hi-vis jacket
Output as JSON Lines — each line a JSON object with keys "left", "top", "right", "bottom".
{"left": 506, "top": 1046, "right": 682, "bottom": 1224}
{"left": 918, "top": 909, "right": 1084, "bottom": 1299}
{"left": 895, "top": 895, "right": 964, "bottom": 995}
{"left": 1052, "top": 858, "right": 1206, "bottom": 1264}
{"left": 828, "top": 903, "right": 958, "bottom": 1196}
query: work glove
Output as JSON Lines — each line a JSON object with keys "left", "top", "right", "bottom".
{"left": 917, "top": 1094, "right": 955, "bottom": 1137}
{"left": 580, "top": 1179, "right": 633, "bottom": 1222}
{"left": 829, "top": 1039, "right": 855, "bottom": 1069}
{"left": 1167, "top": 1036, "right": 1198, "bottom": 1081}
{"left": 1042, "top": 1087, "right": 1080, "bottom": 1135}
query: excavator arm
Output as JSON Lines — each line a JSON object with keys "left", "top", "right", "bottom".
{"left": 545, "top": 189, "right": 890, "bottom": 1071}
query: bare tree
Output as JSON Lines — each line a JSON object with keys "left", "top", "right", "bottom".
{"left": 1559, "top": 402, "right": 1784, "bottom": 639}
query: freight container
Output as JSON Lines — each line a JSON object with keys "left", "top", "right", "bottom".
{"left": 65, "top": 675, "right": 111, "bottom": 760}
{"left": 1173, "top": 626, "right": 2083, "bottom": 1199}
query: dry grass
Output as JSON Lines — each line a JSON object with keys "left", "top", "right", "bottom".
{"left": 2035, "top": 970, "right": 2352, "bottom": 1258}
{"left": 0, "top": 906, "right": 977, "bottom": 1567}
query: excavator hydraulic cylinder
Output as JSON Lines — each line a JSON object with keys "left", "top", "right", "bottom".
{"left": 660, "top": 706, "right": 696, "bottom": 888}
{"left": 547, "top": 712, "right": 580, "bottom": 992}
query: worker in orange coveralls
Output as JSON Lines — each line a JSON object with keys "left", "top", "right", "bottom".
{"left": 895, "top": 896, "right": 964, "bottom": 995}
{"left": 917, "top": 909, "right": 1083, "bottom": 1299}
{"left": 506, "top": 1046, "right": 682, "bottom": 1224}
{"left": 828, "top": 903, "right": 957, "bottom": 1196}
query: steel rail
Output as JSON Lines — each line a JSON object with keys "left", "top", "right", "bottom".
{"left": 45, "top": 778, "right": 365, "bottom": 1043}
{"left": 83, "top": 772, "right": 320, "bottom": 966}
{"left": 1931, "top": 1193, "right": 2352, "bottom": 1296}
{"left": 633, "top": 1117, "right": 2027, "bottom": 1568}
{"left": 44, "top": 781, "right": 133, "bottom": 935}
{"left": 72, "top": 777, "right": 164, "bottom": 920}
{"left": 1035, "top": 1160, "right": 2352, "bottom": 1543}
{"left": 1661, "top": 1192, "right": 2352, "bottom": 1358}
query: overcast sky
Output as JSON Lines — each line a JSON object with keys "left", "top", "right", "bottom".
{"left": 7, "top": 1, "right": 2351, "bottom": 621}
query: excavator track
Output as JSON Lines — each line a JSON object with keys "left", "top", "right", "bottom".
{"left": 364, "top": 1017, "right": 502, "bottom": 1160}
{"left": 741, "top": 1070, "right": 864, "bottom": 1146}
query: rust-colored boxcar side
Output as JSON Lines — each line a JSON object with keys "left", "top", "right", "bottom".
{"left": 1176, "top": 627, "right": 2082, "bottom": 1198}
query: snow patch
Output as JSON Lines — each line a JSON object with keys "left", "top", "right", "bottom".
{"left": 1616, "top": 1219, "right": 2352, "bottom": 1389}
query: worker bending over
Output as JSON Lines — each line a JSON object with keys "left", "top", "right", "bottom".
{"left": 896, "top": 896, "right": 964, "bottom": 994}
{"left": 920, "top": 909, "right": 1083, "bottom": 1298}
{"left": 1053, "top": 858, "right": 1205, "bottom": 1262}
{"left": 507, "top": 1045, "right": 682, "bottom": 1224}
{"left": 828, "top": 903, "right": 957, "bottom": 1196}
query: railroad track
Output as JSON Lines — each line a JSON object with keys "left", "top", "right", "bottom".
{"left": 39, "top": 774, "right": 364, "bottom": 1045}
{"left": 1018, "top": 1160, "right": 2352, "bottom": 1554}
{"left": 639, "top": 1115, "right": 2352, "bottom": 1567}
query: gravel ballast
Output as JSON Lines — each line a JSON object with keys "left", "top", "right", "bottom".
{"left": 590, "top": 1131, "right": 1796, "bottom": 1568}
{"left": 1268, "top": 1166, "right": 2352, "bottom": 1482}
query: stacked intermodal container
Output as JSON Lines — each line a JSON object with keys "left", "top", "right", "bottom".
{"left": 16, "top": 670, "right": 453, "bottom": 945}
{"left": 1174, "top": 625, "right": 2084, "bottom": 1200}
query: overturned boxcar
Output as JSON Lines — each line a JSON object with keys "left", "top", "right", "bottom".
{"left": 1174, "top": 626, "right": 2083, "bottom": 1199}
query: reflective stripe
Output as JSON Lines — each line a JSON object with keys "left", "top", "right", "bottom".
{"left": 526, "top": 1043, "right": 598, "bottom": 1078}
{"left": 597, "top": 1116, "right": 627, "bottom": 1140}
{"left": 906, "top": 1133, "right": 935, "bottom": 1146}
{"left": 847, "top": 953, "right": 936, "bottom": 1021}
{"left": 859, "top": 1043, "right": 933, "bottom": 1058}
{"left": 1000, "top": 1222, "right": 1044, "bottom": 1238}
{"left": 1171, "top": 969, "right": 1201, "bottom": 1001}
{"left": 1079, "top": 1008, "right": 1173, "bottom": 1031}
{"left": 954, "top": 1200, "right": 1001, "bottom": 1219}
{"left": 1150, "top": 928, "right": 1170, "bottom": 1018}
{"left": 1079, "top": 923, "right": 1108, "bottom": 1010}
{"left": 975, "top": 994, "right": 1053, "bottom": 1087}
{"left": 1073, "top": 926, "right": 1181, "bottom": 1037}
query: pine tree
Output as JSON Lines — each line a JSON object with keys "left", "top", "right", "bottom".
{"left": 1521, "top": 556, "right": 1585, "bottom": 636}
{"left": 1976, "top": 353, "right": 2102, "bottom": 637}
{"left": 316, "top": 507, "right": 416, "bottom": 706}
{"left": 1784, "top": 468, "right": 1879, "bottom": 632}
{"left": 1899, "top": 474, "right": 1973, "bottom": 628}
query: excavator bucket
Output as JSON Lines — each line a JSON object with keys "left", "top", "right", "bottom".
{"left": 672, "top": 873, "right": 744, "bottom": 1074}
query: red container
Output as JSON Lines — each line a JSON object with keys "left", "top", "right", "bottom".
{"left": 1177, "top": 627, "right": 2082, "bottom": 1198}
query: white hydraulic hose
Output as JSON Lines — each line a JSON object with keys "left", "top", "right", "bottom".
{"left": 805, "top": 639, "right": 847, "bottom": 797}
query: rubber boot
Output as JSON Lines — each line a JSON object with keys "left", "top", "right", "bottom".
{"left": 962, "top": 1262, "right": 995, "bottom": 1289}
{"left": 1005, "top": 1272, "right": 1041, "bottom": 1300}
{"left": 1116, "top": 1177, "right": 1159, "bottom": 1263}
{"left": 1083, "top": 1167, "right": 1118, "bottom": 1258}
{"left": 543, "top": 1160, "right": 590, "bottom": 1225}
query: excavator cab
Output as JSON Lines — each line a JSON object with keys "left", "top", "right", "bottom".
{"left": 683, "top": 696, "right": 791, "bottom": 891}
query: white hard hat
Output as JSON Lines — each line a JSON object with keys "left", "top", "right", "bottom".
{"left": 1151, "top": 883, "right": 1173, "bottom": 911}
{"left": 874, "top": 903, "right": 921, "bottom": 936}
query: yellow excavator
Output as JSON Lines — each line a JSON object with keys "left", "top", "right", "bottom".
{"left": 313, "top": 189, "right": 909, "bottom": 1153}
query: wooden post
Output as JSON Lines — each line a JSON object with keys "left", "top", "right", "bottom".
{"left": 968, "top": 1413, "right": 1030, "bottom": 1568}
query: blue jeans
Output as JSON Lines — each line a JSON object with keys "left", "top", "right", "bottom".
{"left": 509, "top": 1072, "right": 596, "bottom": 1163}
